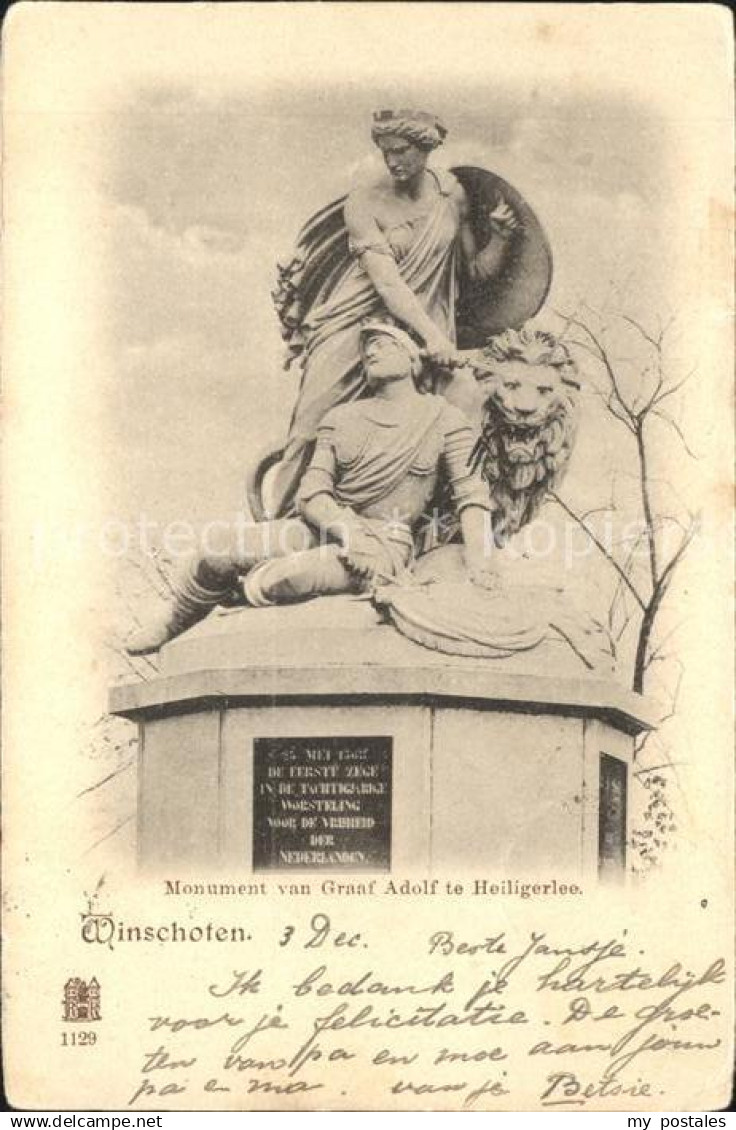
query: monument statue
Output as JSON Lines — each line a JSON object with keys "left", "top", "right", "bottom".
{"left": 113, "top": 111, "right": 652, "bottom": 881}
{"left": 125, "top": 320, "right": 495, "bottom": 656}
{"left": 262, "top": 107, "right": 552, "bottom": 517}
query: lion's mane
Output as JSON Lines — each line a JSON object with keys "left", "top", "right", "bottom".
{"left": 471, "top": 328, "right": 580, "bottom": 543}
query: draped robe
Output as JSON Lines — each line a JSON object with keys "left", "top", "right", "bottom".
{"left": 270, "top": 167, "right": 461, "bottom": 516}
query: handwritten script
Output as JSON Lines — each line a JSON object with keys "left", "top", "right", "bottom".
{"left": 124, "top": 913, "right": 726, "bottom": 1109}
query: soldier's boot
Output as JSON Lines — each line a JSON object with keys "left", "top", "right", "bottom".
{"left": 125, "top": 564, "right": 228, "bottom": 656}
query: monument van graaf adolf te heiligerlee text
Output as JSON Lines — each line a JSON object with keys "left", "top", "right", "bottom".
{"left": 110, "top": 109, "right": 655, "bottom": 876}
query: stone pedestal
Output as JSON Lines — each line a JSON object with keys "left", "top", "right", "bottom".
{"left": 109, "top": 597, "right": 653, "bottom": 878}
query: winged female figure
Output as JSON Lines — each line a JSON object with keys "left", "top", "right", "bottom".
{"left": 262, "top": 108, "right": 552, "bottom": 518}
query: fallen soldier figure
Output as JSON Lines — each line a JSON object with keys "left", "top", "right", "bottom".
{"left": 126, "top": 320, "right": 495, "bottom": 655}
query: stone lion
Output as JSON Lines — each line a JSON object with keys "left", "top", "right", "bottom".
{"left": 469, "top": 326, "right": 580, "bottom": 543}
{"left": 377, "top": 330, "right": 599, "bottom": 667}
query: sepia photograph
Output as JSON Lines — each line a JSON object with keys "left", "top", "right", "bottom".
{"left": 3, "top": 2, "right": 733, "bottom": 1113}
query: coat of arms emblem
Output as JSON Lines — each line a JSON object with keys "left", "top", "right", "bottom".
{"left": 62, "top": 977, "right": 101, "bottom": 1022}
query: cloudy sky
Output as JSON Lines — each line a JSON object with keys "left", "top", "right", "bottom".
{"left": 89, "top": 76, "right": 683, "bottom": 533}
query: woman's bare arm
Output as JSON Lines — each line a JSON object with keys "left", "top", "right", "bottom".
{"left": 457, "top": 182, "right": 517, "bottom": 283}
{"left": 344, "top": 190, "right": 457, "bottom": 366}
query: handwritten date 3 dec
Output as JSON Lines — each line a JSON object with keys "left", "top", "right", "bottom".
{"left": 125, "top": 914, "right": 727, "bottom": 1109}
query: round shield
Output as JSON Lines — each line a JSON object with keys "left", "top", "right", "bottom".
{"left": 450, "top": 166, "right": 553, "bottom": 348}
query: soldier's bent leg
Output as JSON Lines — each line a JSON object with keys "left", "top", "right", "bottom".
{"left": 126, "top": 519, "right": 321, "bottom": 655}
{"left": 196, "top": 517, "right": 321, "bottom": 594}
{"left": 125, "top": 560, "right": 230, "bottom": 656}
{"left": 243, "top": 545, "right": 363, "bottom": 606}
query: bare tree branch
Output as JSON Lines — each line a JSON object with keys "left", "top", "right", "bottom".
{"left": 125, "top": 551, "right": 176, "bottom": 601}
{"left": 613, "top": 599, "right": 637, "bottom": 644}
{"left": 651, "top": 407, "right": 700, "bottom": 460}
{"left": 104, "top": 639, "right": 156, "bottom": 680}
{"left": 75, "top": 760, "right": 135, "bottom": 800}
{"left": 555, "top": 309, "right": 638, "bottom": 427}
{"left": 651, "top": 366, "right": 697, "bottom": 408}
{"left": 633, "top": 525, "right": 697, "bottom": 691}
{"left": 657, "top": 519, "right": 699, "bottom": 597}
{"left": 548, "top": 491, "right": 647, "bottom": 610}
{"left": 149, "top": 550, "right": 177, "bottom": 598}
{"left": 82, "top": 815, "right": 135, "bottom": 858}
{"left": 561, "top": 306, "right": 697, "bottom": 699}
{"left": 634, "top": 762, "right": 686, "bottom": 778}
{"left": 579, "top": 505, "right": 615, "bottom": 522}
{"left": 621, "top": 312, "right": 665, "bottom": 350}
{"left": 607, "top": 528, "right": 649, "bottom": 642}
{"left": 633, "top": 729, "right": 684, "bottom": 790}
{"left": 645, "top": 620, "right": 687, "bottom": 666}
{"left": 635, "top": 423, "right": 659, "bottom": 589}
{"left": 548, "top": 623, "right": 596, "bottom": 670}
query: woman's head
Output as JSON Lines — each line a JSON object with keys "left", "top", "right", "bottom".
{"left": 371, "top": 109, "right": 446, "bottom": 182}
{"left": 371, "top": 109, "right": 447, "bottom": 150}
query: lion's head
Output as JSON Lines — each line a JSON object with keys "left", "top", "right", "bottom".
{"left": 470, "top": 327, "right": 580, "bottom": 543}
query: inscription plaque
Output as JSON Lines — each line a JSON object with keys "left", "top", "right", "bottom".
{"left": 253, "top": 736, "right": 392, "bottom": 870}
{"left": 599, "top": 752, "right": 628, "bottom": 876}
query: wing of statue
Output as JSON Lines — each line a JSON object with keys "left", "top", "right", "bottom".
{"left": 272, "top": 194, "right": 351, "bottom": 369}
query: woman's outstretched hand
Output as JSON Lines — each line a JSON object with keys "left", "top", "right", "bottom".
{"left": 488, "top": 195, "right": 520, "bottom": 238}
{"left": 423, "top": 329, "right": 462, "bottom": 369}
{"left": 467, "top": 562, "right": 500, "bottom": 591}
